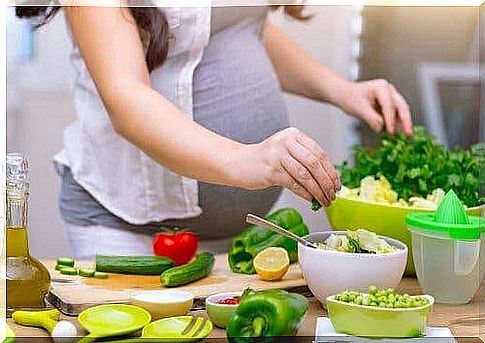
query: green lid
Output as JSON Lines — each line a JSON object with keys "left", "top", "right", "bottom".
{"left": 406, "top": 189, "right": 484, "bottom": 240}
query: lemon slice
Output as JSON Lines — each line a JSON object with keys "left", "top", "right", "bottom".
{"left": 253, "top": 247, "right": 290, "bottom": 281}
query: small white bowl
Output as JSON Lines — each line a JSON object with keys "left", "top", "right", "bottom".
{"left": 298, "top": 231, "right": 407, "bottom": 307}
{"left": 130, "top": 290, "right": 194, "bottom": 320}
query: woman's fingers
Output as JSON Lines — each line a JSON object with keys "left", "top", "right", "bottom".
{"left": 360, "top": 104, "right": 385, "bottom": 133}
{"left": 287, "top": 140, "right": 336, "bottom": 203}
{"left": 373, "top": 80, "right": 396, "bottom": 135}
{"left": 281, "top": 154, "right": 330, "bottom": 206}
{"left": 274, "top": 172, "right": 313, "bottom": 202}
{"left": 294, "top": 133, "right": 341, "bottom": 190}
{"left": 389, "top": 84, "right": 413, "bottom": 136}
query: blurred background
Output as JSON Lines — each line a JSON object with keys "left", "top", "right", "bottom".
{"left": 6, "top": 5, "right": 479, "bottom": 258}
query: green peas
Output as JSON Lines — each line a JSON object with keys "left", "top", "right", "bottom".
{"left": 368, "top": 285, "right": 378, "bottom": 295}
{"left": 335, "top": 285, "right": 428, "bottom": 309}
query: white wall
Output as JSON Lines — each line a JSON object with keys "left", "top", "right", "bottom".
{"left": 7, "top": 7, "right": 357, "bottom": 257}
{"left": 270, "top": 6, "right": 359, "bottom": 233}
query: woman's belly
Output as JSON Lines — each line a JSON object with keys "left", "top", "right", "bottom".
{"left": 192, "top": 19, "right": 290, "bottom": 144}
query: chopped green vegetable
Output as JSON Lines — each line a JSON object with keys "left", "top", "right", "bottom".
{"left": 60, "top": 267, "right": 78, "bottom": 275}
{"left": 335, "top": 286, "right": 428, "bottom": 308}
{"left": 79, "top": 268, "right": 96, "bottom": 277}
{"left": 55, "top": 264, "right": 67, "bottom": 271}
{"left": 93, "top": 272, "right": 109, "bottom": 279}
{"left": 56, "top": 257, "right": 75, "bottom": 267}
{"left": 338, "top": 127, "right": 482, "bottom": 208}
{"left": 311, "top": 199, "right": 322, "bottom": 211}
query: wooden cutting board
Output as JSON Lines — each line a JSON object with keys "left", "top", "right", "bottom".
{"left": 46, "top": 254, "right": 309, "bottom": 315}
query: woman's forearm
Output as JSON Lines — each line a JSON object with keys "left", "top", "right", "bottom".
{"left": 107, "top": 82, "right": 246, "bottom": 186}
{"left": 263, "top": 21, "right": 350, "bottom": 107}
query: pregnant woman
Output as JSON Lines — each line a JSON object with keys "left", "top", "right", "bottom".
{"left": 17, "top": 4, "right": 412, "bottom": 258}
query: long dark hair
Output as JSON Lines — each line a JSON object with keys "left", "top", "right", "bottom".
{"left": 16, "top": 4, "right": 310, "bottom": 72}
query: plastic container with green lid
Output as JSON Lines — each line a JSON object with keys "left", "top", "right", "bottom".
{"left": 406, "top": 189, "right": 485, "bottom": 304}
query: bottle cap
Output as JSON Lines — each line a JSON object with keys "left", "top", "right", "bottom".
{"left": 6, "top": 153, "right": 29, "bottom": 183}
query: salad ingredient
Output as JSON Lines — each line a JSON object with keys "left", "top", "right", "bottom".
{"left": 78, "top": 268, "right": 96, "bottom": 277}
{"left": 311, "top": 198, "right": 322, "bottom": 211}
{"left": 318, "top": 229, "right": 396, "bottom": 254}
{"left": 334, "top": 285, "right": 429, "bottom": 308}
{"left": 96, "top": 255, "right": 173, "bottom": 275}
{"left": 226, "top": 288, "right": 308, "bottom": 341}
{"left": 217, "top": 297, "right": 240, "bottom": 305}
{"left": 253, "top": 247, "right": 290, "bottom": 281}
{"left": 152, "top": 230, "right": 198, "bottom": 265}
{"left": 59, "top": 267, "right": 78, "bottom": 275}
{"left": 338, "top": 176, "right": 446, "bottom": 209}
{"left": 56, "top": 257, "right": 75, "bottom": 268}
{"left": 160, "top": 251, "right": 215, "bottom": 287}
{"left": 228, "top": 208, "right": 309, "bottom": 274}
{"left": 93, "top": 272, "right": 109, "bottom": 279}
{"left": 338, "top": 126, "right": 481, "bottom": 208}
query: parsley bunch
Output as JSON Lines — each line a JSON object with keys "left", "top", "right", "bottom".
{"left": 338, "top": 126, "right": 483, "bottom": 208}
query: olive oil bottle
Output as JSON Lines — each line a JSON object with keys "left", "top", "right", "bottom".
{"left": 6, "top": 153, "right": 51, "bottom": 313}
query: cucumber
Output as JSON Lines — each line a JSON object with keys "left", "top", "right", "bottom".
{"left": 79, "top": 268, "right": 96, "bottom": 277}
{"left": 60, "top": 267, "right": 78, "bottom": 275}
{"left": 93, "top": 272, "right": 109, "bottom": 279}
{"left": 55, "top": 264, "right": 68, "bottom": 271}
{"left": 96, "top": 255, "right": 173, "bottom": 275}
{"left": 160, "top": 252, "right": 215, "bottom": 287}
{"left": 57, "top": 257, "right": 75, "bottom": 267}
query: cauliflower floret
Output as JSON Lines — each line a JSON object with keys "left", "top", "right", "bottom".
{"left": 408, "top": 197, "right": 438, "bottom": 209}
{"left": 337, "top": 185, "right": 360, "bottom": 199}
{"left": 358, "top": 176, "right": 397, "bottom": 204}
{"left": 324, "top": 234, "right": 343, "bottom": 250}
{"left": 427, "top": 188, "right": 445, "bottom": 205}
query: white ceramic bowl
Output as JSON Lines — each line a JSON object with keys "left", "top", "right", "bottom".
{"left": 298, "top": 231, "right": 407, "bottom": 307}
{"left": 130, "top": 290, "right": 194, "bottom": 320}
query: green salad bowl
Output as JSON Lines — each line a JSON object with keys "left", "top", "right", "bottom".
{"left": 326, "top": 294, "right": 434, "bottom": 338}
{"left": 326, "top": 196, "right": 483, "bottom": 275}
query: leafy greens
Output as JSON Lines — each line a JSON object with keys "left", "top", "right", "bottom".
{"left": 338, "top": 126, "right": 483, "bottom": 208}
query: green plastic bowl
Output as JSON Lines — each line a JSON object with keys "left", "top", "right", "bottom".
{"left": 326, "top": 196, "right": 483, "bottom": 275}
{"left": 205, "top": 292, "right": 241, "bottom": 329}
{"left": 326, "top": 294, "right": 434, "bottom": 338}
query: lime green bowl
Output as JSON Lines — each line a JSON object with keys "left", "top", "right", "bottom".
{"left": 326, "top": 294, "right": 434, "bottom": 338}
{"left": 205, "top": 292, "right": 241, "bottom": 329}
{"left": 326, "top": 196, "right": 483, "bottom": 275}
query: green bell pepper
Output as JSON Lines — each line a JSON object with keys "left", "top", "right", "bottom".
{"left": 228, "top": 208, "right": 309, "bottom": 274}
{"left": 226, "top": 288, "right": 309, "bottom": 341}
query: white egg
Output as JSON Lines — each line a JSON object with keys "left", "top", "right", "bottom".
{"left": 51, "top": 321, "right": 77, "bottom": 343}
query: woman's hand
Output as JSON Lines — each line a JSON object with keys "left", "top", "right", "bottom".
{"left": 335, "top": 79, "right": 413, "bottom": 136}
{"left": 263, "top": 23, "right": 413, "bottom": 137}
{"left": 233, "top": 128, "right": 341, "bottom": 207}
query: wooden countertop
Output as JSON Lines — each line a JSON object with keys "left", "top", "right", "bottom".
{"left": 9, "top": 278, "right": 484, "bottom": 342}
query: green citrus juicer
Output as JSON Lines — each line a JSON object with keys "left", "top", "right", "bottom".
{"left": 406, "top": 190, "right": 485, "bottom": 304}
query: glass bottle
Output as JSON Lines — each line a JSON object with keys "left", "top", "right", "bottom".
{"left": 6, "top": 153, "right": 51, "bottom": 313}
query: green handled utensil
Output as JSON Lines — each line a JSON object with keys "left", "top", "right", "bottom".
{"left": 77, "top": 304, "right": 151, "bottom": 343}
{"left": 106, "top": 316, "right": 213, "bottom": 343}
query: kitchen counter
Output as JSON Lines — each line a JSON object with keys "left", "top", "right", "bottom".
{"left": 8, "top": 273, "right": 484, "bottom": 342}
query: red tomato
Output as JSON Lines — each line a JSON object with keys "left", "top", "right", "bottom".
{"left": 152, "top": 230, "right": 198, "bottom": 265}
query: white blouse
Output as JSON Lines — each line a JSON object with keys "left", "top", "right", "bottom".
{"left": 54, "top": 5, "right": 212, "bottom": 224}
